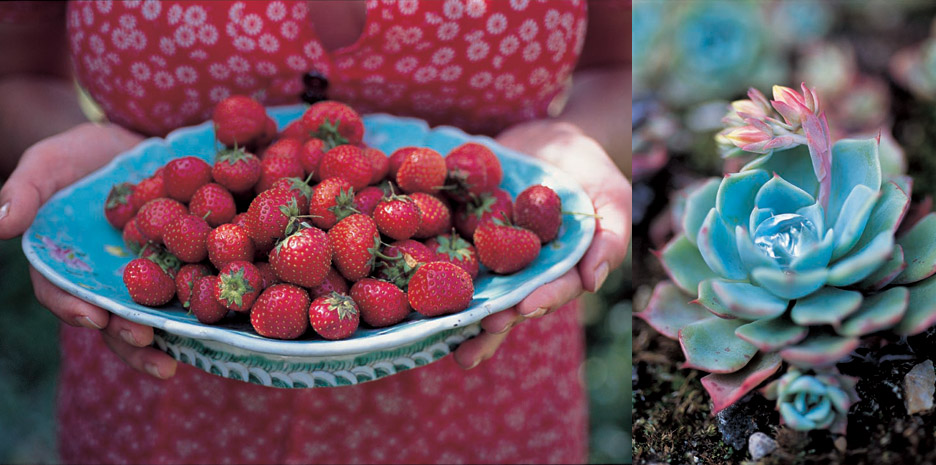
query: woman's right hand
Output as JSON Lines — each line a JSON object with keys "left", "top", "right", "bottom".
{"left": 0, "top": 122, "right": 179, "bottom": 379}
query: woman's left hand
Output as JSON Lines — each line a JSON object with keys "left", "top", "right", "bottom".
{"left": 452, "top": 119, "right": 632, "bottom": 369}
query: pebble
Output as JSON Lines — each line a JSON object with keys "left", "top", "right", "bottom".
{"left": 748, "top": 432, "right": 777, "bottom": 461}
{"left": 904, "top": 359, "right": 935, "bottom": 415}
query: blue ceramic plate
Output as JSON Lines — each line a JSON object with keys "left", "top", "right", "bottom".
{"left": 22, "top": 106, "right": 595, "bottom": 388}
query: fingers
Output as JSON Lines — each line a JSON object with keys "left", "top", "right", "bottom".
{"left": 578, "top": 178, "right": 632, "bottom": 292}
{"left": 480, "top": 307, "right": 523, "bottom": 334}
{"left": 101, "top": 331, "right": 178, "bottom": 380}
{"left": 515, "top": 268, "right": 584, "bottom": 318}
{"left": 453, "top": 326, "right": 512, "bottom": 370}
{"left": 103, "top": 314, "right": 156, "bottom": 349}
{"left": 30, "top": 266, "right": 111, "bottom": 329}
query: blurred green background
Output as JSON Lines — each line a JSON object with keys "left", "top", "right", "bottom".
{"left": 0, "top": 234, "right": 630, "bottom": 464}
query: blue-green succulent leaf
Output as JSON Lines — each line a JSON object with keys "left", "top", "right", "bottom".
{"left": 735, "top": 317, "right": 809, "bottom": 352}
{"left": 790, "top": 229, "right": 835, "bottom": 272}
{"left": 837, "top": 286, "right": 909, "bottom": 337}
{"left": 683, "top": 178, "right": 721, "bottom": 246}
{"left": 710, "top": 280, "right": 789, "bottom": 319}
{"left": 660, "top": 234, "right": 720, "bottom": 295}
{"left": 857, "top": 244, "right": 906, "bottom": 291}
{"left": 893, "top": 213, "right": 936, "bottom": 285}
{"left": 788, "top": 376, "right": 829, "bottom": 396}
{"left": 698, "top": 209, "right": 747, "bottom": 280}
{"left": 895, "top": 273, "right": 936, "bottom": 336}
{"left": 796, "top": 203, "right": 825, "bottom": 237}
{"left": 717, "top": 170, "right": 771, "bottom": 230}
{"left": 780, "top": 403, "right": 818, "bottom": 431}
{"left": 751, "top": 267, "right": 828, "bottom": 300}
{"left": 889, "top": 175, "right": 912, "bottom": 198}
{"left": 830, "top": 184, "right": 878, "bottom": 260}
{"left": 635, "top": 281, "right": 714, "bottom": 340}
{"left": 825, "top": 138, "right": 882, "bottom": 228}
{"left": 755, "top": 175, "right": 817, "bottom": 215}
{"left": 790, "top": 287, "right": 863, "bottom": 327}
{"left": 679, "top": 317, "right": 758, "bottom": 373}
{"left": 736, "top": 226, "right": 780, "bottom": 272}
{"left": 826, "top": 232, "right": 895, "bottom": 287}
{"left": 696, "top": 279, "right": 732, "bottom": 318}
{"left": 852, "top": 181, "right": 910, "bottom": 253}
{"left": 700, "top": 352, "right": 783, "bottom": 414}
{"left": 778, "top": 334, "right": 860, "bottom": 367}
{"left": 750, "top": 207, "right": 776, "bottom": 236}
{"left": 741, "top": 146, "right": 819, "bottom": 199}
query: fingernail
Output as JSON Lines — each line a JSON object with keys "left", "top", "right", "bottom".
{"left": 465, "top": 357, "right": 482, "bottom": 370}
{"left": 145, "top": 363, "right": 166, "bottom": 379}
{"left": 75, "top": 316, "right": 103, "bottom": 330}
{"left": 525, "top": 307, "right": 548, "bottom": 319}
{"left": 121, "top": 329, "right": 140, "bottom": 346}
{"left": 594, "top": 261, "right": 610, "bottom": 291}
{"left": 0, "top": 202, "right": 8, "bottom": 222}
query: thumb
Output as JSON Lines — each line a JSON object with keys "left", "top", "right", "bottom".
{"left": 0, "top": 122, "right": 143, "bottom": 239}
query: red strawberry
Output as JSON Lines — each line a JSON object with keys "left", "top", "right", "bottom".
{"left": 373, "top": 239, "right": 436, "bottom": 290}
{"left": 474, "top": 220, "right": 541, "bottom": 274}
{"left": 189, "top": 183, "right": 237, "bottom": 227}
{"left": 262, "top": 137, "right": 304, "bottom": 164}
{"left": 350, "top": 278, "right": 411, "bottom": 328}
{"left": 353, "top": 185, "right": 387, "bottom": 217}
{"left": 253, "top": 116, "right": 279, "bottom": 152}
{"left": 318, "top": 144, "right": 372, "bottom": 191}
{"left": 308, "top": 177, "right": 357, "bottom": 230}
{"left": 175, "top": 263, "right": 211, "bottom": 309}
{"left": 123, "top": 257, "right": 176, "bottom": 306}
{"left": 300, "top": 100, "right": 364, "bottom": 148}
{"left": 122, "top": 218, "right": 147, "bottom": 254}
{"left": 269, "top": 226, "right": 333, "bottom": 288}
{"left": 299, "top": 138, "right": 328, "bottom": 180}
{"left": 136, "top": 198, "right": 188, "bottom": 244}
{"left": 310, "top": 267, "right": 350, "bottom": 299}
{"left": 363, "top": 147, "right": 390, "bottom": 184}
{"left": 206, "top": 223, "right": 256, "bottom": 269}
{"left": 410, "top": 192, "right": 452, "bottom": 239}
{"left": 215, "top": 261, "right": 263, "bottom": 313}
{"left": 255, "top": 261, "right": 280, "bottom": 289}
{"left": 407, "top": 261, "right": 474, "bottom": 317}
{"left": 373, "top": 194, "right": 422, "bottom": 241}
{"left": 444, "top": 142, "right": 503, "bottom": 202}
{"left": 396, "top": 147, "right": 447, "bottom": 194}
{"left": 270, "top": 176, "right": 313, "bottom": 215}
{"left": 213, "top": 95, "right": 268, "bottom": 147}
{"left": 130, "top": 171, "right": 167, "bottom": 211}
{"left": 514, "top": 184, "right": 563, "bottom": 243}
{"left": 308, "top": 292, "right": 360, "bottom": 340}
{"left": 255, "top": 151, "right": 304, "bottom": 193}
{"left": 163, "top": 213, "right": 212, "bottom": 263}
{"left": 425, "top": 232, "right": 480, "bottom": 280}
{"left": 328, "top": 214, "right": 381, "bottom": 282}
{"left": 212, "top": 147, "right": 261, "bottom": 194}
{"left": 453, "top": 188, "right": 513, "bottom": 239}
{"left": 104, "top": 182, "right": 138, "bottom": 230}
{"left": 164, "top": 156, "right": 213, "bottom": 203}
{"left": 245, "top": 187, "right": 302, "bottom": 250}
{"left": 231, "top": 212, "right": 250, "bottom": 231}
{"left": 280, "top": 119, "right": 311, "bottom": 142}
{"left": 250, "top": 284, "right": 310, "bottom": 339}
{"left": 137, "top": 243, "right": 183, "bottom": 278}
{"left": 189, "top": 275, "right": 228, "bottom": 324}
{"left": 388, "top": 146, "right": 420, "bottom": 181}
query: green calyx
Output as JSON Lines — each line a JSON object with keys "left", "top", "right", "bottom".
{"left": 140, "top": 244, "right": 181, "bottom": 275}
{"left": 313, "top": 118, "right": 349, "bottom": 151}
{"left": 435, "top": 232, "right": 472, "bottom": 262}
{"left": 468, "top": 193, "right": 499, "bottom": 220}
{"left": 216, "top": 146, "right": 253, "bottom": 165}
{"left": 218, "top": 266, "right": 255, "bottom": 307}
{"left": 106, "top": 182, "right": 134, "bottom": 208}
{"left": 326, "top": 291, "right": 358, "bottom": 320}
{"left": 327, "top": 187, "right": 359, "bottom": 223}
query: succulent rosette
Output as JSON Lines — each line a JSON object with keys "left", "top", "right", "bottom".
{"left": 763, "top": 368, "right": 859, "bottom": 435}
{"left": 637, "top": 83, "right": 936, "bottom": 431}
{"left": 892, "top": 18, "right": 936, "bottom": 101}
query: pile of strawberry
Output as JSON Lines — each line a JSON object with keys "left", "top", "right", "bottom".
{"left": 106, "top": 95, "right": 565, "bottom": 341}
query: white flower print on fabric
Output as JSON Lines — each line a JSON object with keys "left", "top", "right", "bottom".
{"left": 442, "top": 0, "right": 463, "bottom": 20}
{"left": 519, "top": 19, "right": 538, "bottom": 42}
{"left": 437, "top": 22, "right": 459, "bottom": 41}
{"left": 466, "top": 0, "right": 487, "bottom": 18}
{"left": 198, "top": 24, "right": 219, "bottom": 45}
{"left": 130, "top": 62, "right": 151, "bottom": 81}
{"left": 266, "top": 1, "right": 286, "bottom": 21}
{"left": 487, "top": 13, "right": 507, "bottom": 35}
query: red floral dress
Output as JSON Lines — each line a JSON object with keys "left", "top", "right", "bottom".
{"left": 56, "top": 1, "right": 588, "bottom": 463}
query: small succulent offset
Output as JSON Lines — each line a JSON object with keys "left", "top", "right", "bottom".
{"left": 763, "top": 368, "right": 859, "bottom": 435}
{"left": 637, "top": 83, "right": 936, "bottom": 433}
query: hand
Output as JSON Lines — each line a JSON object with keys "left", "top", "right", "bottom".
{"left": 453, "top": 120, "right": 632, "bottom": 369}
{"left": 0, "top": 122, "right": 178, "bottom": 379}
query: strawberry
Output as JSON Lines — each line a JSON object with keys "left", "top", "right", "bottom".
{"left": 444, "top": 142, "right": 503, "bottom": 202}
{"left": 269, "top": 176, "right": 313, "bottom": 215}
{"left": 350, "top": 278, "right": 411, "bottom": 328}
{"left": 299, "top": 100, "right": 364, "bottom": 148}
{"left": 407, "top": 261, "right": 474, "bottom": 317}
{"left": 396, "top": 147, "right": 447, "bottom": 194}
{"left": 136, "top": 197, "right": 188, "bottom": 244}
{"left": 188, "top": 183, "right": 237, "bottom": 227}
{"left": 123, "top": 257, "right": 177, "bottom": 306}
{"left": 212, "top": 147, "right": 261, "bottom": 194}
{"left": 474, "top": 220, "right": 541, "bottom": 274}
{"left": 328, "top": 213, "right": 382, "bottom": 282}
{"left": 245, "top": 187, "right": 302, "bottom": 250}
{"left": 308, "top": 292, "right": 360, "bottom": 340}
{"left": 373, "top": 239, "right": 435, "bottom": 290}
{"left": 269, "top": 226, "right": 333, "bottom": 288}
{"left": 253, "top": 116, "right": 279, "bottom": 152}
{"left": 388, "top": 146, "right": 420, "bottom": 181}
{"left": 104, "top": 182, "right": 138, "bottom": 230}
{"left": 255, "top": 151, "right": 305, "bottom": 193}
{"left": 308, "top": 177, "right": 357, "bottom": 229}
{"left": 318, "top": 144, "right": 373, "bottom": 191}
{"left": 262, "top": 137, "right": 304, "bottom": 165}
{"left": 373, "top": 194, "right": 422, "bottom": 241}
{"left": 299, "top": 138, "right": 328, "bottom": 180}
{"left": 189, "top": 275, "right": 228, "bottom": 324}
{"left": 514, "top": 184, "right": 563, "bottom": 243}
{"left": 410, "top": 192, "right": 452, "bottom": 239}
{"left": 425, "top": 232, "right": 480, "bottom": 279}
{"left": 163, "top": 213, "right": 212, "bottom": 263}
{"left": 206, "top": 223, "right": 256, "bottom": 269}
{"left": 363, "top": 147, "right": 389, "bottom": 184}
{"left": 453, "top": 188, "right": 513, "bottom": 239}
{"left": 130, "top": 171, "right": 167, "bottom": 211}
{"left": 175, "top": 263, "right": 211, "bottom": 309}
{"left": 255, "top": 261, "right": 280, "bottom": 289}
{"left": 164, "top": 156, "right": 213, "bottom": 203}
{"left": 122, "top": 218, "right": 147, "bottom": 254}
{"left": 213, "top": 95, "right": 268, "bottom": 147}
{"left": 215, "top": 260, "right": 263, "bottom": 313}
{"left": 353, "top": 185, "right": 387, "bottom": 217}
{"left": 138, "top": 243, "right": 183, "bottom": 278}
{"left": 231, "top": 212, "right": 250, "bottom": 231}
{"left": 280, "top": 119, "right": 311, "bottom": 142}
{"left": 250, "top": 283, "right": 310, "bottom": 339}
{"left": 310, "top": 267, "right": 350, "bottom": 299}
